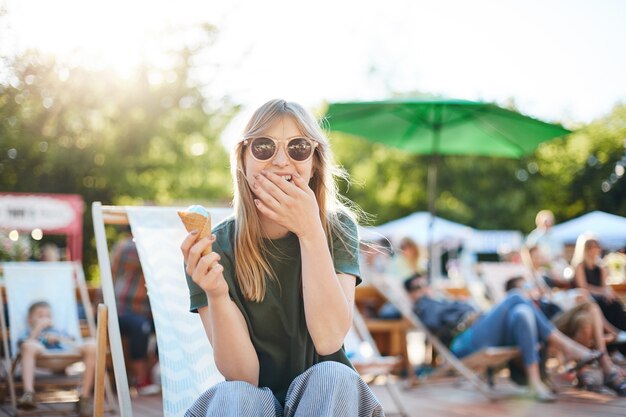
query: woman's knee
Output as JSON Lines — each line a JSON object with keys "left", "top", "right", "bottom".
{"left": 214, "top": 380, "right": 258, "bottom": 391}
{"left": 304, "top": 362, "right": 359, "bottom": 388}
{"left": 208, "top": 380, "right": 273, "bottom": 401}
{"left": 309, "top": 361, "right": 356, "bottom": 377}
{"left": 186, "top": 381, "right": 278, "bottom": 417}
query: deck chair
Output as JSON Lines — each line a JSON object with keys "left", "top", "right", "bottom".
{"left": 475, "top": 262, "right": 532, "bottom": 306}
{"left": 0, "top": 261, "right": 112, "bottom": 415}
{"left": 347, "top": 307, "right": 407, "bottom": 417}
{"left": 92, "top": 204, "right": 230, "bottom": 417}
{"left": 366, "top": 273, "right": 519, "bottom": 401}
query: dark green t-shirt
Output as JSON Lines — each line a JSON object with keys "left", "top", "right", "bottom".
{"left": 185, "top": 213, "right": 361, "bottom": 405}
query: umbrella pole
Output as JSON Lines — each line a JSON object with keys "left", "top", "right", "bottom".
{"left": 427, "top": 154, "right": 440, "bottom": 281}
{"left": 427, "top": 123, "right": 442, "bottom": 281}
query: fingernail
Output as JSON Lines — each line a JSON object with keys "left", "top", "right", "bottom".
{"left": 254, "top": 174, "right": 260, "bottom": 179}
{"left": 294, "top": 173, "right": 301, "bottom": 178}
{"left": 254, "top": 199, "right": 260, "bottom": 205}
{"left": 191, "top": 230, "right": 199, "bottom": 235}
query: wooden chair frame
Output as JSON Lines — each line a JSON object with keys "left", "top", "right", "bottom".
{"left": 350, "top": 307, "right": 408, "bottom": 416}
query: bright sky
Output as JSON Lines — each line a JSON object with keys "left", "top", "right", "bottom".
{"left": 3, "top": 0, "right": 626, "bottom": 132}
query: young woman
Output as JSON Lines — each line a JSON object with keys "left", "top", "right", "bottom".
{"left": 181, "top": 100, "right": 384, "bottom": 416}
{"left": 388, "top": 237, "right": 423, "bottom": 282}
{"left": 573, "top": 236, "right": 626, "bottom": 333}
{"left": 504, "top": 275, "right": 626, "bottom": 395}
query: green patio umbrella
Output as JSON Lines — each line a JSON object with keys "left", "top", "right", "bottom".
{"left": 325, "top": 97, "right": 570, "bottom": 275}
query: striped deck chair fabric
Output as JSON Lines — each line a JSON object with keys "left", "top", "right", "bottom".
{"left": 126, "top": 207, "right": 232, "bottom": 417}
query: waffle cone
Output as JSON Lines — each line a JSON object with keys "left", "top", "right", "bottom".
{"left": 178, "top": 211, "right": 212, "bottom": 255}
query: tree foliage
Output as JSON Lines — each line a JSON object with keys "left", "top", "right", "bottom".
{"left": 533, "top": 104, "right": 626, "bottom": 221}
{"left": 2, "top": 24, "right": 625, "bottom": 274}
{"left": 1, "top": 29, "right": 236, "bottom": 274}
{"left": 330, "top": 103, "right": 626, "bottom": 233}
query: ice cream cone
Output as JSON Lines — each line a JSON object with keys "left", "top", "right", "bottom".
{"left": 178, "top": 211, "right": 212, "bottom": 255}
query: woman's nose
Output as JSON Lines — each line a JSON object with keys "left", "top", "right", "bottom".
{"left": 272, "top": 144, "right": 290, "bottom": 166}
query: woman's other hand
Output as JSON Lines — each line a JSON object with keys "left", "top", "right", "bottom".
{"left": 252, "top": 170, "right": 321, "bottom": 238}
{"left": 181, "top": 232, "right": 229, "bottom": 299}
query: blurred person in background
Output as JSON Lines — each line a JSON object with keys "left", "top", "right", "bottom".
{"left": 572, "top": 235, "right": 626, "bottom": 336}
{"left": 526, "top": 210, "right": 568, "bottom": 277}
{"left": 406, "top": 273, "right": 610, "bottom": 402}
{"left": 525, "top": 245, "right": 625, "bottom": 342}
{"left": 111, "top": 227, "right": 159, "bottom": 396}
{"left": 17, "top": 301, "right": 97, "bottom": 415}
{"left": 505, "top": 276, "right": 626, "bottom": 394}
{"left": 358, "top": 239, "right": 391, "bottom": 284}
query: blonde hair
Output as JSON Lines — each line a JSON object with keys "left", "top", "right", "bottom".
{"left": 231, "top": 99, "right": 358, "bottom": 302}
{"left": 398, "top": 236, "right": 419, "bottom": 262}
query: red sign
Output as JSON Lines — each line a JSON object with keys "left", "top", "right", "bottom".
{"left": 0, "top": 193, "right": 84, "bottom": 260}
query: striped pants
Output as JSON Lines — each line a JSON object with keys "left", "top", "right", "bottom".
{"left": 185, "top": 361, "right": 385, "bottom": 417}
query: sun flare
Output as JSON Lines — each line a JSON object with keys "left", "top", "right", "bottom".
{"left": 5, "top": 0, "right": 204, "bottom": 76}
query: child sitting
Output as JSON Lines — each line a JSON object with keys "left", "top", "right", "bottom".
{"left": 16, "top": 301, "right": 96, "bottom": 416}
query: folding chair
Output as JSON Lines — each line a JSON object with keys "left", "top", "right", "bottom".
{"left": 367, "top": 274, "right": 519, "bottom": 401}
{"left": 475, "top": 262, "right": 532, "bottom": 305}
{"left": 92, "top": 204, "right": 230, "bottom": 417}
{"left": 0, "top": 261, "right": 113, "bottom": 415}
{"left": 347, "top": 307, "right": 407, "bottom": 417}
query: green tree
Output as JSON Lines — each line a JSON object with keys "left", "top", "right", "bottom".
{"left": 331, "top": 103, "right": 626, "bottom": 234}
{"left": 533, "top": 104, "right": 626, "bottom": 221}
{"left": 1, "top": 27, "right": 236, "bottom": 276}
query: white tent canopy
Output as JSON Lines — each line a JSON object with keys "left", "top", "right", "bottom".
{"left": 551, "top": 210, "right": 626, "bottom": 250}
{"left": 467, "top": 230, "right": 524, "bottom": 254}
{"left": 362, "top": 211, "right": 474, "bottom": 246}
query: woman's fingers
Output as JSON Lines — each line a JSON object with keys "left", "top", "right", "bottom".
{"left": 193, "top": 255, "right": 227, "bottom": 294}
{"left": 255, "top": 172, "right": 290, "bottom": 203}
{"left": 196, "top": 252, "right": 221, "bottom": 275}
{"left": 254, "top": 198, "right": 278, "bottom": 221}
{"left": 291, "top": 173, "right": 314, "bottom": 196}
{"left": 180, "top": 230, "right": 199, "bottom": 258}
{"left": 261, "top": 171, "right": 297, "bottom": 196}
{"left": 185, "top": 235, "right": 216, "bottom": 275}
{"left": 253, "top": 177, "right": 282, "bottom": 209}
{"left": 181, "top": 232, "right": 228, "bottom": 296}
{"left": 191, "top": 252, "right": 220, "bottom": 284}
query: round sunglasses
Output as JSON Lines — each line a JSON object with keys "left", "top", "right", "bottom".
{"left": 243, "top": 136, "right": 318, "bottom": 162}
